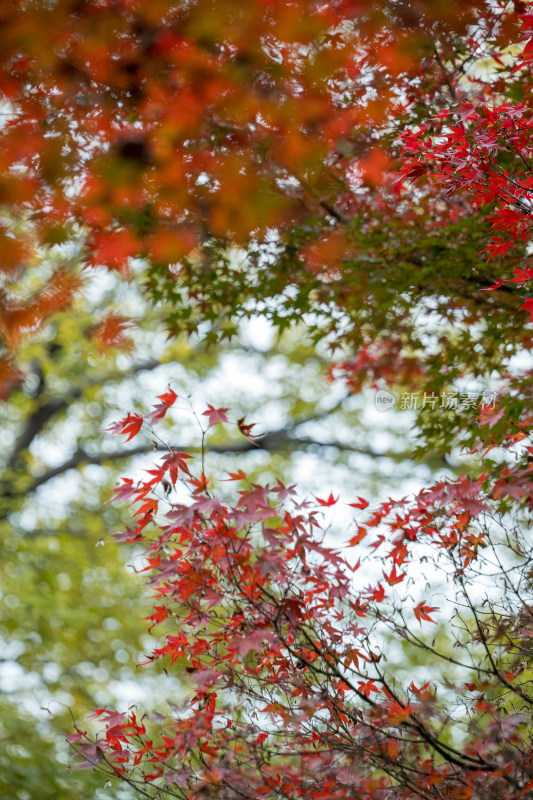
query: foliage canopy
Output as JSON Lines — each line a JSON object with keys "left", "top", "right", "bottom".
{"left": 2, "top": 1, "right": 533, "bottom": 799}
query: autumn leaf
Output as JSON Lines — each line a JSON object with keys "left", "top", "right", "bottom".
{"left": 106, "top": 412, "right": 144, "bottom": 441}
{"left": 237, "top": 416, "right": 262, "bottom": 442}
{"left": 383, "top": 565, "right": 406, "bottom": 586}
{"left": 146, "top": 388, "right": 178, "bottom": 425}
{"left": 357, "top": 680, "right": 381, "bottom": 697}
{"left": 224, "top": 469, "right": 247, "bottom": 481}
{"left": 347, "top": 526, "right": 367, "bottom": 546}
{"left": 144, "top": 605, "right": 168, "bottom": 630}
{"left": 349, "top": 497, "right": 369, "bottom": 509}
{"left": 522, "top": 36, "right": 533, "bottom": 61}
{"left": 90, "top": 313, "right": 134, "bottom": 352}
{"left": 413, "top": 602, "right": 438, "bottom": 625}
{"left": 110, "top": 478, "right": 136, "bottom": 503}
{"left": 373, "top": 583, "right": 386, "bottom": 602}
{"left": 202, "top": 404, "right": 229, "bottom": 427}
{"left": 159, "top": 451, "right": 193, "bottom": 484}
{"left": 520, "top": 298, "right": 533, "bottom": 323}
{"left": 315, "top": 492, "right": 338, "bottom": 506}
{"left": 90, "top": 229, "right": 138, "bottom": 274}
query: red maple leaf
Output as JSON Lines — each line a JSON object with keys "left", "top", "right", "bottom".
{"left": 373, "top": 583, "right": 386, "bottom": 602}
{"left": 522, "top": 36, "right": 533, "bottom": 61}
{"left": 347, "top": 526, "right": 367, "bottom": 546}
{"left": 237, "top": 416, "right": 262, "bottom": 442}
{"left": 224, "top": 469, "right": 247, "bottom": 481}
{"left": 357, "top": 680, "right": 381, "bottom": 697}
{"left": 315, "top": 492, "right": 338, "bottom": 506}
{"left": 144, "top": 605, "right": 168, "bottom": 630}
{"left": 160, "top": 451, "right": 193, "bottom": 485}
{"left": 349, "top": 496, "right": 369, "bottom": 509}
{"left": 146, "top": 388, "right": 178, "bottom": 425}
{"left": 90, "top": 313, "right": 134, "bottom": 352}
{"left": 110, "top": 478, "right": 136, "bottom": 503}
{"left": 383, "top": 565, "right": 406, "bottom": 586}
{"left": 202, "top": 404, "right": 229, "bottom": 427}
{"left": 106, "top": 412, "right": 144, "bottom": 441}
{"left": 520, "top": 298, "right": 533, "bottom": 322}
{"left": 414, "top": 602, "right": 438, "bottom": 624}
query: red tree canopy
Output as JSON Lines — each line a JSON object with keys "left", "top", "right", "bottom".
{"left": 0, "top": 0, "right": 529, "bottom": 391}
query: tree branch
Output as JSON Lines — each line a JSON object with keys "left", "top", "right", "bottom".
{"left": 3, "top": 427, "right": 438, "bottom": 507}
{"left": 3, "top": 358, "right": 161, "bottom": 472}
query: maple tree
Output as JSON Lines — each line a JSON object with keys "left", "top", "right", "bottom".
{"left": 3, "top": 0, "right": 533, "bottom": 798}
{"left": 70, "top": 392, "right": 533, "bottom": 799}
